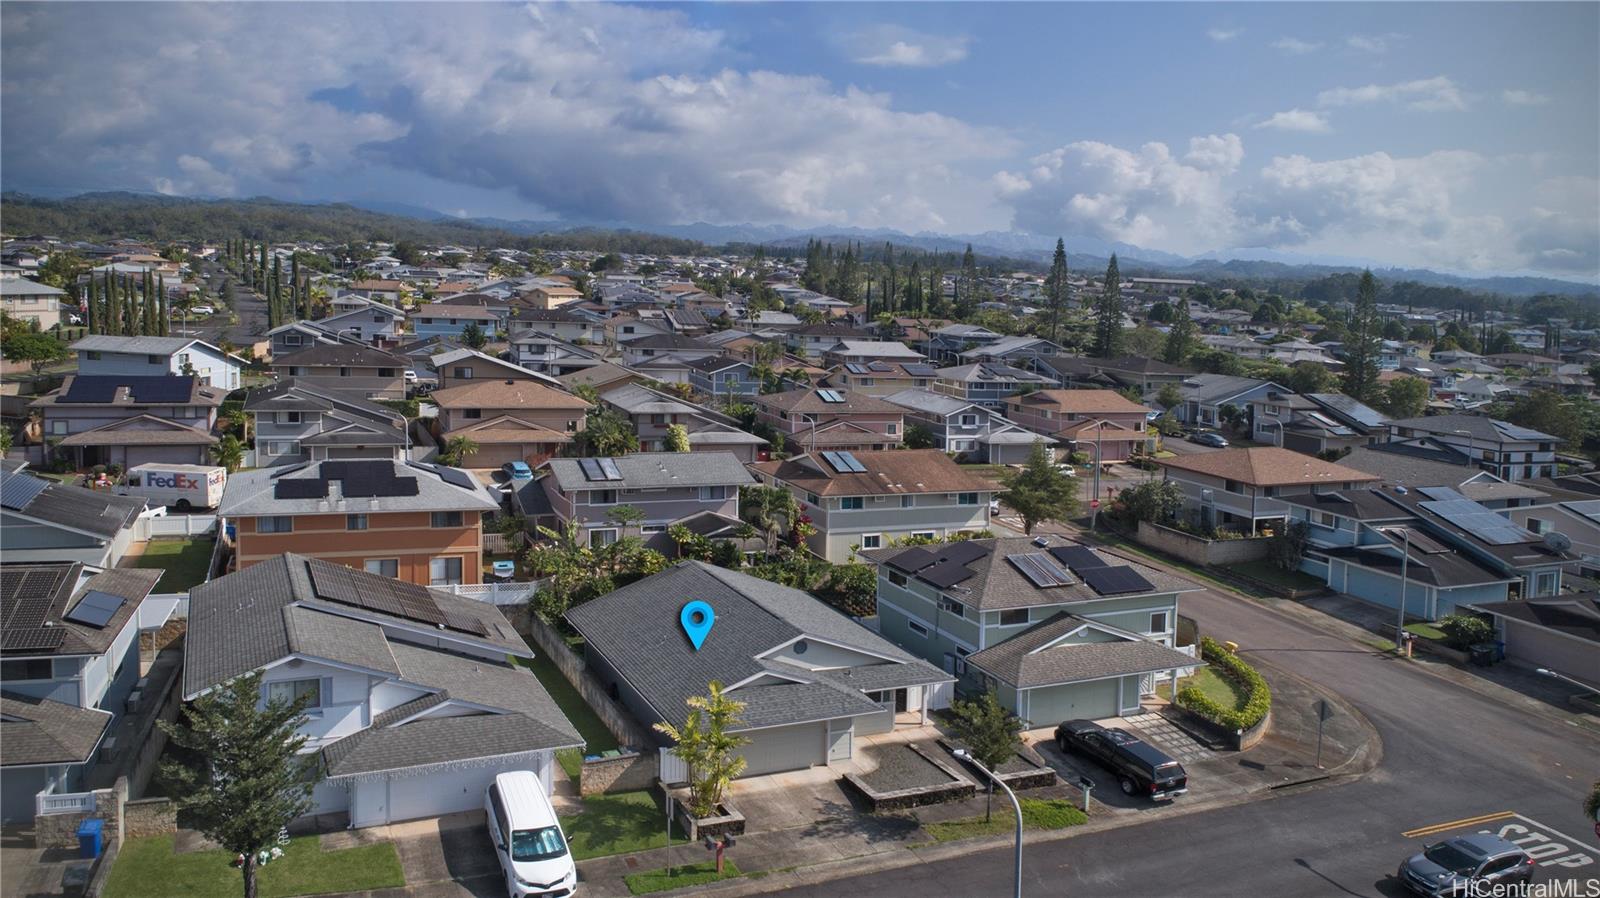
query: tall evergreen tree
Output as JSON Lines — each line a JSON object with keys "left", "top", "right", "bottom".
{"left": 157, "top": 277, "right": 169, "bottom": 336}
{"left": 1092, "top": 254, "right": 1124, "bottom": 358}
{"left": 1341, "top": 270, "right": 1383, "bottom": 403}
{"left": 107, "top": 273, "right": 122, "bottom": 336}
{"left": 1163, "top": 298, "right": 1194, "bottom": 363}
{"left": 1045, "top": 238, "right": 1069, "bottom": 346}
{"left": 883, "top": 242, "right": 898, "bottom": 314}
{"left": 257, "top": 243, "right": 268, "bottom": 292}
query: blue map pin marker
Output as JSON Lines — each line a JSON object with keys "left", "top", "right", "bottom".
{"left": 680, "top": 600, "right": 715, "bottom": 651}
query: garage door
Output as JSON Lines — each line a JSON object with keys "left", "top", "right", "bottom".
{"left": 736, "top": 723, "right": 826, "bottom": 777}
{"left": 125, "top": 446, "right": 187, "bottom": 468}
{"left": 1023, "top": 678, "right": 1121, "bottom": 727}
{"left": 464, "top": 444, "right": 525, "bottom": 468}
{"left": 353, "top": 752, "right": 553, "bottom": 827}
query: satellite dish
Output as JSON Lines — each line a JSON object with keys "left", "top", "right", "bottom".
{"left": 1543, "top": 531, "right": 1573, "bottom": 552}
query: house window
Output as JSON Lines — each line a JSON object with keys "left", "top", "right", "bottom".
{"left": 887, "top": 570, "right": 908, "bottom": 587}
{"left": 840, "top": 497, "right": 864, "bottom": 510}
{"left": 429, "top": 556, "right": 464, "bottom": 585}
{"left": 258, "top": 516, "right": 294, "bottom": 533}
{"left": 147, "top": 354, "right": 161, "bottom": 364}
{"left": 939, "top": 596, "right": 966, "bottom": 616}
{"left": 697, "top": 486, "right": 726, "bottom": 501}
{"left": 267, "top": 441, "right": 298, "bottom": 456}
{"left": 1527, "top": 518, "right": 1550, "bottom": 535}
{"left": 267, "top": 678, "right": 323, "bottom": 709}
{"left": 453, "top": 367, "right": 473, "bottom": 379}
{"left": 430, "top": 511, "right": 464, "bottom": 528}
{"left": 589, "top": 528, "right": 618, "bottom": 549}
{"left": 887, "top": 423, "right": 899, "bottom": 435}
{"left": 339, "top": 367, "right": 351, "bottom": 377}
{"left": 1535, "top": 572, "right": 1558, "bottom": 597}
{"left": 364, "top": 559, "right": 399, "bottom": 577}
{"left": 861, "top": 534, "right": 882, "bottom": 550}
{"left": 86, "top": 350, "right": 102, "bottom": 360}
{"left": 999, "top": 609, "right": 1029, "bottom": 626}
{"left": 901, "top": 496, "right": 915, "bottom": 508}
{"left": 907, "top": 620, "right": 930, "bottom": 637}
{"left": 1224, "top": 480, "right": 1243, "bottom": 494}
{"left": 1313, "top": 511, "right": 1338, "bottom": 528}
{"left": 958, "top": 493, "right": 979, "bottom": 506}
{"left": 641, "top": 524, "right": 666, "bottom": 534}
{"left": 806, "top": 493, "right": 820, "bottom": 506}
{"left": 959, "top": 414, "right": 978, "bottom": 426}
{"left": 347, "top": 514, "right": 368, "bottom": 531}
{"left": 589, "top": 490, "right": 617, "bottom": 505}
{"left": 49, "top": 420, "right": 68, "bottom": 435}
{"left": 0, "top": 658, "right": 54, "bottom": 681}
{"left": 651, "top": 414, "right": 666, "bottom": 425}
{"left": 279, "top": 411, "right": 301, "bottom": 424}
{"left": 912, "top": 531, "right": 936, "bottom": 540}
{"left": 378, "top": 368, "right": 396, "bottom": 378}
{"left": 1150, "top": 611, "right": 1170, "bottom": 634}
{"left": 464, "top": 409, "right": 482, "bottom": 419}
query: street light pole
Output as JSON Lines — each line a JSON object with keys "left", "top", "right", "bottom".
{"left": 1451, "top": 428, "right": 1477, "bottom": 473}
{"left": 1090, "top": 420, "right": 1105, "bottom": 530}
{"left": 1537, "top": 667, "right": 1598, "bottom": 694}
{"left": 953, "top": 750, "right": 1023, "bottom": 898}
{"left": 1396, "top": 527, "right": 1410, "bottom": 654}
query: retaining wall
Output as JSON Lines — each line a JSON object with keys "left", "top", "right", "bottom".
{"left": 1137, "top": 521, "right": 1272, "bottom": 566}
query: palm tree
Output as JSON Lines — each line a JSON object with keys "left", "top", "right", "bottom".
{"left": 211, "top": 435, "right": 245, "bottom": 473}
{"left": 441, "top": 435, "right": 478, "bottom": 467}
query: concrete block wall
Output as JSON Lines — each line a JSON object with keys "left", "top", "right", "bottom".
{"left": 122, "top": 798, "right": 177, "bottom": 837}
{"left": 578, "top": 752, "right": 659, "bottom": 797}
{"left": 1137, "top": 521, "right": 1272, "bottom": 567}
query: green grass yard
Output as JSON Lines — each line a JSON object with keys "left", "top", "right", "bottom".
{"left": 923, "top": 798, "right": 1088, "bottom": 843}
{"left": 1156, "top": 668, "right": 1249, "bottom": 711}
{"left": 133, "top": 538, "right": 214, "bottom": 592}
{"left": 103, "top": 835, "right": 403, "bottom": 898}
{"left": 560, "top": 790, "right": 686, "bottom": 861}
{"left": 1405, "top": 622, "right": 1449, "bottom": 641}
{"left": 517, "top": 652, "right": 617, "bottom": 780}
{"left": 625, "top": 860, "right": 742, "bottom": 895}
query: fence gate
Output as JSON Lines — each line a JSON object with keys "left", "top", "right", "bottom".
{"left": 658, "top": 748, "right": 689, "bottom": 785}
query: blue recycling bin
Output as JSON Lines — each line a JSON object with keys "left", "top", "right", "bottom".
{"left": 77, "top": 818, "right": 104, "bottom": 859}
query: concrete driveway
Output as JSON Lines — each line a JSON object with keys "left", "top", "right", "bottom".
{"left": 324, "top": 811, "right": 503, "bottom": 898}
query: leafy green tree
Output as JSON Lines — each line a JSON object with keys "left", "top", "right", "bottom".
{"left": 653, "top": 682, "right": 749, "bottom": 819}
{"left": 158, "top": 670, "right": 318, "bottom": 898}
{"left": 1092, "top": 255, "right": 1124, "bottom": 358}
{"left": 1162, "top": 300, "right": 1193, "bottom": 363}
{"left": 1156, "top": 383, "right": 1183, "bottom": 413}
{"left": 460, "top": 321, "right": 488, "bottom": 349}
{"left": 211, "top": 434, "right": 245, "bottom": 473}
{"left": 1584, "top": 779, "right": 1599, "bottom": 827}
{"left": 821, "top": 562, "right": 877, "bottom": 617}
{"left": 1286, "top": 361, "right": 1335, "bottom": 395}
{"left": 441, "top": 435, "right": 479, "bottom": 466}
{"left": 1044, "top": 238, "right": 1069, "bottom": 345}
{"left": 570, "top": 407, "right": 639, "bottom": 457}
{"left": 4, "top": 331, "right": 68, "bottom": 378}
{"left": 1002, "top": 442, "right": 1079, "bottom": 535}
{"left": 1119, "top": 480, "right": 1184, "bottom": 525}
{"left": 948, "top": 689, "right": 1023, "bottom": 822}
{"left": 664, "top": 423, "right": 691, "bottom": 452}
{"left": 903, "top": 423, "right": 938, "bottom": 450}
{"left": 739, "top": 484, "right": 799, "bottom": 555}
{"left": 1341, "top": 270, "right": 1383, "bottom": 403}
{"left": 1380, "top": 376, "right": 1430, "bottom": 419}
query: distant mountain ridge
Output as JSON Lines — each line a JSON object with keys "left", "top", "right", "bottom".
{"left": 5, "top": 190, "right": 1594, "bottom": 299}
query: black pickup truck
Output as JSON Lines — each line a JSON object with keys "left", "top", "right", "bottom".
{"left": 1054, "top": 719, "right": 1189, "bottom": 801}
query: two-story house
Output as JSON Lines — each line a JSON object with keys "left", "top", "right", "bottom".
{"left": 924, "top": 324, "right": 1006, "bottom": 363}
{"left": 244, "top": 380, "right": 408, "bottom": 466}
{"left": 864, "top": 536, "right": 1201, "bottom": 722}
{"left": 32, "top": 375, "right": 225, "bottom": 469}
{"left": 934, "top": 363, "right": 1056, "bottom": 411}
{"left": 181, "top": 554, "right": 581, "bottom": 827}
{"left": 508, "top": 330, "right": 608, "bottom": 376}
{"left": 526, "top": 284, "right": 583, "bottom": 310}
{"left": 506, "top": 308, "right": 604, "bottom": 345}
{"left": 271, "top": 344, "right": 409, "bottom": 400}
{"left": 599, "top": 383, "right": 767, "bottom": 462}
{"left": 617, "top": 334, "right": 720, "bottom": 367}
{"left": 220, "top": 460, "right": 500, "bottom": 586}
{"left": 754, "top": 387, "right": 905, "bottom": 454}
{"left": 1168, "top": 375, "right": 1288, "bottom": 428}
{"left": 342, "top": 279, "right": 404, "bottom": 304}
{"left": 953, "top": 335, "right": 1067, "bottom": 366}
{"left": 1034, "top": 356, "right": 1196, "bottom": 395}
{"left": 1386, "top": 414, "right": 1561, "bottom": 482}
{"left": 784, "top": 322, "right": 870, "bottom": 358}
{"left": 1156, "top": 446, "right": 1380, "bottom": 535}
{"left": 750, "top": 449, "right": 999, "bottom": 561}
{"left": 1, "top": 563, "right": 163, "bottom": 822}
{"left": 884, "top": 388, "right": 1051, "bottom": 464}
{"left": 71, "top": 335, "right": 244, "bottom": 391}
{"left": 821, "top": 341, "right": 927, "bottom": 369}
{"left": 537, "top": 452, "right": 755, "bottom": 552}
{"left": 0, "top": 278, "right": 65, "bottom": 330}
{"left": 315, "top": 296, "right": 406, "bottom": 345}
{"left": 410, "top": 303, "right": 505, "bottom": 341}
{"left": 428, "top": 349, "right": 563, "bottom": 390}
{"left": 427, "top": 379, "right": 590, "bottom": 468}
{"left": 0, "top": 463, "right": 148, "bottom": 567}
{"left": 266, "top": 320, "right": 367, "bottom": 360}
{"left": 684, "top": 356, "right": 762, "bottom": 400}
{"left": 828, "top": 361, "right": 939, "bottom": 397}
{"left": 1003, "top": 389, "right": 1153, "bottom": 462}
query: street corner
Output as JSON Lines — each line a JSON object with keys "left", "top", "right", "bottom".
{"left": 1372, "top": 812, "right": 1600, "bottom": 897}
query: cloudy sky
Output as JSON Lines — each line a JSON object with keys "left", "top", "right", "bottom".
{"left": 2, "top": 2, "right": 1596, "bottom": 279}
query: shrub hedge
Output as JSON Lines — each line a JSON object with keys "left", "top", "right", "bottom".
{"left": 1177, "top": 636, "right": 1271, "bottom": 731}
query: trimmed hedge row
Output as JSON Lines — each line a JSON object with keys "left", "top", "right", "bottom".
{"left": 1176, "top": 636, "right": 1271, "bottom": 731}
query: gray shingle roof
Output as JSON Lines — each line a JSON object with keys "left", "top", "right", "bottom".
{"left": 965, "top": 614, "right": 1203, "bottom": 690}
{"left": 542, "top": 451, "right": 754, "bottom": 492}
{"left": 0, "top": 693, "right": 112, "bottom": 767}
{"left": 1179, "top": 375, "right": 1282, "bottom": 404}
{"left": 1387, "top": 414, "right": 1560, "bottom": 444}
{"left": 323, "top": 712, "right": 581, "bottom": 778}
{"left": 883, "top": 388, "right": 983, "bottom": 417}
{"left": 219, "top": 459, "right": 500, "bottom": 517}
{"left": 0, "top": 469, "right": 147, "bottom": 539}
{"left": 272, "top": 343, "right": 408, "bottom": 368}
{"left": 565, "top": 562, "right": 949, "bottom": 735}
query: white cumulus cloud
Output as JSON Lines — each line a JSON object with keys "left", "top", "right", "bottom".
{"left": 1207, "top": 28, "right": 1241, "bottom": 42}
{"left": 848, "top": 25, "right": 970, "bottom": 68}
{"left": 1317, "top": 76, "right": 1467, "bottom": 111}
{"left": 1271, "top": 37, "right": 1322, "bottom": 55}
{"left": 1254, "top": 109, "right": 1332, "bottom": 133}
{"left": 1502, "top": 89, "right": 1552, "bottom": 106}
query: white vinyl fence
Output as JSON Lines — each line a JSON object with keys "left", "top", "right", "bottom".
{"left": 142, "top": 514, "right": 219, "bottom": 538}
{"left": 435, "top": 579, "right": 547, "bottom": 606}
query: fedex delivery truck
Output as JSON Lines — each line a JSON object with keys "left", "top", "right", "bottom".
{"left": 115, "top": 464, "right": 227, "bottom": 511}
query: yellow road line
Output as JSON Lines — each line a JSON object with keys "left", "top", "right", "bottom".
{"left": 1403, "top": 811, "right": 1515, "bottom": 839}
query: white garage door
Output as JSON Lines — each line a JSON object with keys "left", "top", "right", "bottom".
{"left": 1024, "top": 679, "right": 1121, "bottom": 727}
{"left": 736, "top": 723, "right": 826, "bottom": 777}
{"left": 352, "top": 753, "right": 554, "bottom": 827}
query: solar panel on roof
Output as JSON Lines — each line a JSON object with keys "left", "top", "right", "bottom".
{"left": 0, "top": 471, "right": 50, "bottom": 511}
{"left": 834, "top": 451, "right": 867, "bottom": 473}
{"left": 1417, "top": 496, "right": 1534, "bottom": 545}
{"left": 2, "top": 628, "right": 66, "bottom": 653}
{"left": 307, "top": 559, "right": 446, "bottom": 626}
{"left": 890, "top": 547, "right": 938, "bottom": 572}
{"left": 817, "top": 389, "right": 845, "bottom": 403}
{"left": 1008, "top": 553, "right": 1074, "bottom": 588}
{"left": 435, "top": 466, "right": 477, "bottom": 491}
{"left": 59, "top": 377, "right": 121, "bottom": 403}
{"left": 64, "top": 590, "right": 125, "bottom": 629}
{"left": 579, "top": 458, "right": 605, "bottom": 481}
{"left": 1080, "top": 565, "right": 1154, "bottom": 596}
{"left": 1495, "top": 421, "right": 1553, "bottom": 441}
{"left": 274, "top": 478, "right": 329, "bottom": 500}
{"left": 597, "top": 458, "right": 623, "bottom": 481}
{"left": 846, "top": 363, "right": 867, "bottom": 374}
{"left": 868, "top": 362, "right": 893, "bottom": 372}
{"left": 1417, "top": 486, "right": 1465, "bottom": 502}
{"left": 820, "top": 451, "right": 847, "bottom": 472}
{"left": 128, "top": 377, "right": 196, "bottom": 404}
{"left": 1048, "top": 545, "right": 1108, "bottom": 574}
{"left": 934, "top": 541, "right": 988, "bottom": 566}
{"left": 903, "top": 363, "right": 937, "bottom": 377}
{"left": 919, "top": 560, "right": 975, "bottom": 588}
{"left": 441, "top": 610, "right": 489, "bottom": 636}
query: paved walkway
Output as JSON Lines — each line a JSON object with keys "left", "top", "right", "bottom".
{"left": 1117, "top": 712, "right": 1217, "bottom": 764}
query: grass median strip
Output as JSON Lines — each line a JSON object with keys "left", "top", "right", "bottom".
{"left": 104, "top": 834, "right": 403, "bottom": 898}
{"left": 625, "top": 860, "right": 743, "bottom": 894}
{"left": 561, "top": 790, "right": 686, "bottom": 861}
{"left": 923, "top": 798, "right": 1087, "bottom": 843}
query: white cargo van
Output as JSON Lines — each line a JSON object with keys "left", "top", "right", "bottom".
{"left": 115, "top": 464, "right": 227, "bottom": 511}
{"left": 485, "top": 771, "right": 577, "bottom": 897}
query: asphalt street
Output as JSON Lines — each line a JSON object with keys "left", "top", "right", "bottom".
{"left": 782, "top": 564, "right": 1600, "bottom": 898}
{"left": 171, "top": 259, "right": 269, "bottom": 348}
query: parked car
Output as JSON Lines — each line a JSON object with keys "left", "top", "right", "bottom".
{"left": 1054, "top": 719, "right": 1188, "bottom": 800}
{"left": 502, "top": 461, "right": 534, "bottom": 481}
{"left": 189, "top": 304, "right": 216, "bottom": 315}
{"left": 485, "top": 771, "right": 577, "bottom": 898}
{"left": 1398, "top": 833, "right": 1535, "bottom": 896}
{"left": 1188, "top": 431, "right": 1229, "bottom": 448}
{"left": 66, "top": 312, "right": 85, "bottom": 325}
{"left": 404, "top": 369, "right": 419, "bottom": 383}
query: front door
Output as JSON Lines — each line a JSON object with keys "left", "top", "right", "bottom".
{"left": 827, "top": 721, "right": 852, "bottom": 762}
{"left": 894, "top": 689, "right": 908, "bottom": 713}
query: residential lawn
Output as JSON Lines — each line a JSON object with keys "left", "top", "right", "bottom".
{"left": 519, "top": 652, "right": 618, "bottom": 757}
{"left": 133, "top": 538, "right": 214, "bottom": 592}
{"left": 560, "top": 790, "right": 686, "bottom": 861}
{"left": 1157, "top": 668, "right": 1248, "bottom": 711}
{"left": 1234, "top": 560, "right": 1324, "bottom": 592}
{"left": 923, "top": 798, "right": 1088, "bottom": 843}
{"left": 1405, "top": 622, "right": 1449, "bottom": 641}
{"left": 103, "top": 834, "right": 403, "bottom": 898}
{"left": 625, "top": 860, "right": 742, "bottom": 895}
{"left": 1366, "top": 638, "right": 1399, "bottom": 653}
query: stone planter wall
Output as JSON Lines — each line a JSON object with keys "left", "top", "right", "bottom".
{"left": 1411, "top": 638, "right": 1471, "bottom": 665}
{"left": 1136, "top": 521, "right": 1272, "bottom": 566}
{"left": 1162, "top": 704, "right": 1272, "bottom": 752}
{"left": 672, "top": 799, "right": 745, "bottom": 842}
{"left": 937, "top": 739, "right": 1058, "bottom": 790}
{"left": 842, "top": 744, "right": 976, "bottom": 812}
{"left": 123, "top": 798, "right": 177, "bottom": 838}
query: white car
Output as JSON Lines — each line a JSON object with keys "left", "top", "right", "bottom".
{"left": 189, "top": 305, "right": 215, "bottom": 315}
{"left": 485, "top": 771, "right": 577, "bottom": 898}
{"left": 404, "top": 369, "right": 419, "bottom": 383}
